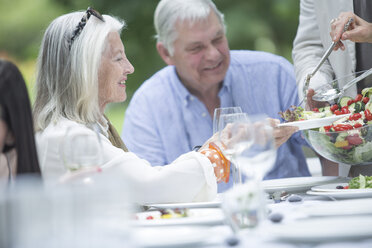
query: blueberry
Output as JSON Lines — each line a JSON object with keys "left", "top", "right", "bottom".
{"left": 336, "top": 185, "right": 344, "bottom": 189}
{"left": 288, "top": 194, "right": 303, "bottom": 202}
{"left": 269, "top": 212, "right": 283, "bottom": 223}
{"left": 225, "top": 236, "right": 240, "bottom": 246}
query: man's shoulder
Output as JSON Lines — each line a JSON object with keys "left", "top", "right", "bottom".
{"left": 230, "top": 50, "right": 293, "bottom": 70}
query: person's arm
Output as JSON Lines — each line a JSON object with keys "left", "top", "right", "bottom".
{"left": 331, "top": 12, "right": 372, "bottom": 51}
{"left": 292, "top": 0, "right": 334, "bottom": 109}
{"left": 122, "top": 92, "right": 167, "bottom": 166}
{"left": 58, "top": 124, "right": 218, "bottom": 204}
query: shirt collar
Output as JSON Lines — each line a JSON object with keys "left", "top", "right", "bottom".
{"left": 169, "top": 66, "right": 231, "bottom": 105}
{"left": 96, "top": 115, "right": 109, "bottom": 138}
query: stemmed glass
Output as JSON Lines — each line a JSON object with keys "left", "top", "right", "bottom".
{"left": 222, "top": 114, "right": 276, "bottom": 232}
{"left": 60, "top": 124, "right": 103, "bottom": 173}
{"left": 214, "top": 110, "right": 247, "bottom": 186}
{"left": 213, "top": 107, "right": 242, "bottom": 134}
{"left": 234, "top": 115, "right": 276, "bottom": 182}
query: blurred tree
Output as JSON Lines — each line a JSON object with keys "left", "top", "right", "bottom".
{"left": 50, "top": 0, "right": 299, "bottom": 97}
{"left": 0, "top": 0, "right": 300, "bottom": 131}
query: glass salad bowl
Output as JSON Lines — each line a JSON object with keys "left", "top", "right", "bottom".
{"left": 303, "top": 124, "right": 372, "bottom": 165}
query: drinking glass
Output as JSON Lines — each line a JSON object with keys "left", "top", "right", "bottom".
{"left": 215, "top": 112, "right": 248, "bottom": 186}
{"left": 222, "top": 114, "right": 276, "bottom": 231}
{"left": 60, "top": 124, "right": 103, "bottom": 172}
{"left": 234, "top": 115, "right": 276, "bottom": 182}
{"left": 213, "top": 107, "right": 242, "bottom": 134}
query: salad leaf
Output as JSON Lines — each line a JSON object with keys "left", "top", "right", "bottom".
{"left": 279, "top": 105, "right": 304, "bottom": 122}
{"left": 349, "top": 175, "right": 372, "bottom": 189}
{"left": 361, "top": 87, "right": 372, "bottom": 98}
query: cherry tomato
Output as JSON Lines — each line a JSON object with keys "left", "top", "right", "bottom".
{"left": 364, "top": 109, "right": 372, "bottom": 121}
{"left": 354, "top": 123, "right": 362, "bottom": 129}
{"left": 312, "top": 108, "right": 319, "bottom": 112}
{"left": 146, "top": 216, "right": 154, "bottom": 220}
{"left": 341, "top": 106, "right": 350, "bottom": 114}
{"left": 324, "top": 125, "right": 333, "bottom": 132}
{"left": 334, "top": 124, "right": 353, "bottom": 131}
{"left": 349, "top": 113, "right": 362, "bottom": 121}
{"left": 355, "top": 94, "right": 363, "bottom": 102}
{"left": 362, "top": 97, "right": 370, "bottom": 104}
{"left": 330, "top": 104, "right": 339, "bottom": 112}
{"left": 347, "top": 99, "right": 354, "bottom": 106}
{"left": 344, "top": 185, "right": 349, "bottom": 189}
{"left": 334, "top": 110, "right": 343, "bottom": 115}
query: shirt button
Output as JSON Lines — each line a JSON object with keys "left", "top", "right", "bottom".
{"left": 202, "top": 112, "right": 207, "bottom": 117}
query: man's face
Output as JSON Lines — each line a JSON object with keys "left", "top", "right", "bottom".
{"left": 167, "top": 11, "right": 230, "bottom": 90}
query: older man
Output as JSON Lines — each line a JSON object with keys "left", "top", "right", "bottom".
{"left": 122, "top": 0, "right": 309, "bottom": 191}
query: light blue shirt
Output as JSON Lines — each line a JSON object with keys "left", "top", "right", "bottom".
{"left": 122, "top": 50, "right": 310, "bottom": 192}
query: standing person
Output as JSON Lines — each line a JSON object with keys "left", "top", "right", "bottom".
{"left": 0, "top": 59, "right": 41, "bottom": 184}
{"left": 122, "top": 0, "right": 309, "bottom": 192}
{"left": 293, "top": 0, "right": 372, "bottom": 177}
{"left": 33, "top": 7, "right": 243, "bottom": 204}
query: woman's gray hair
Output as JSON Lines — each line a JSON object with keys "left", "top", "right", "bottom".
{"left": 154, "top": 0, "right": 226, "bottom": 56}
{"left": 34, "top": 11, "right": 125, "bottom": 131}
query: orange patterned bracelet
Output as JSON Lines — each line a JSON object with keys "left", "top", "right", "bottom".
{"left": 200, "top": 142, "right": 230, "bottom": 183}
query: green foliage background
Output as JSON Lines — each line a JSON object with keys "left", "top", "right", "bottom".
{"left": 0, "top": 0, "right": 300, "bottom": 133}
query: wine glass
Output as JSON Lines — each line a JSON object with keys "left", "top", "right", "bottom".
{"left": 213, "top": 107, "right": 242, "bottom": 134}
{"left": 234, "top": 115, "right": 276, "bottom": 182}
{"left": 222, "top": 115, "right": 276, "bottom": 231}
{"left": 215, "top": 112, "right": 249, "bottom": 186}
{"left": 60, "top": 124, "right": 103, "bottom": 172}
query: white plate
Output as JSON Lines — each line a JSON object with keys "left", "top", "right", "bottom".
{"left": 262, "top": 176, "right": 345, "bottom": 194}
{"left": 132, "top": 208, "right": 224, "bottom": 227}
{"left": 311, "top": 183, "right": 372, "bottom": 192}
{"left": 302, "top": 198, "right": 372, "bottom": 217}
{"left": 306, "top": 188, "right": 372, "bottom": 199}
{"left": 277, "top": 114, "right": 350, "bottom": 130}
{"left": 132, "top": 226, "right": 209, "bottom": 248}
{"left": 270, "top": 216, "right": 372, "bottom": 242}
{"left": 145, "top": 200, "right": 221, "bottom": 209}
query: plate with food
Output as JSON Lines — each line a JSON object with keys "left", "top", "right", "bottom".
{"left": 132, "top": 208, "right": 224, "bottom": 227}
{"left": 278, "top": 114, "right": 350, "bottom": 130}
{"left": 307, "top": 175, "right": 372, "bottom": 199}
{"left": 261, "top": 176, "right": 346, "bottom": 194}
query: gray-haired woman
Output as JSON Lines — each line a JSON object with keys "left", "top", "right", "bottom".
{"left": 33, "top": 8, "right": 231, "bottom": 204}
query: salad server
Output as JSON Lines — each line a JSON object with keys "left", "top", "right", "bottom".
{"left": 300, "top": 18, "right": 353, "bottom": 106}
{"left": 312, "top": 68, "right": 372, "bottom": 101}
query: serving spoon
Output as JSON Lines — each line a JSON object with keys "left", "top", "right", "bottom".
{"left": 312, "top": 68, "right": 372, "bottom": 101}
{"left": 300, "top": 18, "right": 354, "bottom": 106}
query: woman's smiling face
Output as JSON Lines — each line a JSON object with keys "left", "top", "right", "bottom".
{"left": 98, "top": 32, "right": 134, "bottom": 112}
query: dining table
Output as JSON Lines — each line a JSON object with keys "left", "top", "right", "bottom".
{"left": 131, "top": 176, "right": 372, "bottom": 248}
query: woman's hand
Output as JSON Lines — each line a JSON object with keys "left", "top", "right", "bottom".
{"left": 330, "top": 12, "right": 372, "bottom": 51}
{"left": 269, "top": 118, "right": 299, "bottom": 148}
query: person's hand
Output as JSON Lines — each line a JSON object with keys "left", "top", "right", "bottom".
{"left": 330, "top": 12, "right": 372, "bottom": 51}
{"left": 305, "top": 88, "right": 329, "bottom": 110}
{"left": 269, "top": 118, "right": 298, "bottom": 148}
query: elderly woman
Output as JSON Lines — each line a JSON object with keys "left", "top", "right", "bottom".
{"left": 0, "top": 60, "right": 41, "bottom": 184}
{"left": 33, "top": 8, "right": 232, "bottom": 204}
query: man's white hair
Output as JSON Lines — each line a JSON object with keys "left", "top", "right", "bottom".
{"left": 34, "top": 11, "right": 125, "bottom": 131}
{"left": 154, "top": 0, "right": 226, "bottom": 56}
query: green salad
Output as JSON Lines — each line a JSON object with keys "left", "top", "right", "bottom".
{"left": 282, "top": 87, "right": 372, "bottom": 165}
{"left": 349, "top": 175, "right": 372, "bottom": 189}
